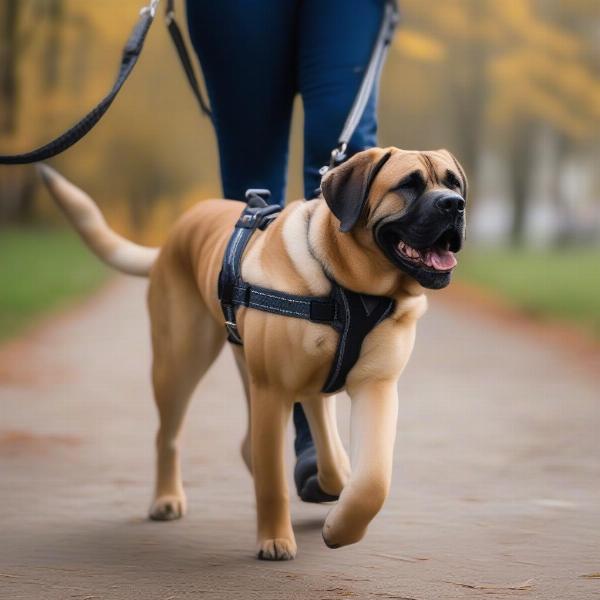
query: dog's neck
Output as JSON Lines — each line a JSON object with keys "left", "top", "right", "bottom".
{"left": 309, "top": 199, "right": 425, "bottom": 301}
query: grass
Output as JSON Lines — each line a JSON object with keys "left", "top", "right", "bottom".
{"left": 456, "top": 247, "right": 600, "bottom": 338}
{"left": 1, "top": 229, "right": 598, "bottom": 343}
{"left": 0, "top": 227, "right": 109, "bottom": 341}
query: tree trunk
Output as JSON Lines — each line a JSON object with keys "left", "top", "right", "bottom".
{"left": 42, "top": 0, "right": 64, "bottom": 92}
{"left": 0, "top": 0, "right": 66, "bottom": 225}
{"left": 452, "top": 0, "right": 487, "bottom": 196}
{"left": 508, "top": 120, "right": 536, "bottom": 246}
{"left": 0, "top": 0, "right": 20, "bottom": 134}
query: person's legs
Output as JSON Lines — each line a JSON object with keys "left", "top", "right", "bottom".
{"left": 298, "top": 0, "right": 385, "bottom": 199}
{"left": 185, "top": 0, "right": 297, "bottom": 205}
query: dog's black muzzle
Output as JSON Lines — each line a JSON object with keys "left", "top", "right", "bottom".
{"left": 374, "top": 190, "right": 466, "bottom": 289}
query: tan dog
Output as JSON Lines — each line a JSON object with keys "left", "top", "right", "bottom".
{"left": 39, "top": 146, "right": 467, "bottom": 560}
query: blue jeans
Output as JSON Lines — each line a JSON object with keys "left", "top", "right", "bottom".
{"left": 186, "top": 0, "right": 387, "bottom": 455}
{"left": 186, "top": 0, "right": 385, "bottom": 204}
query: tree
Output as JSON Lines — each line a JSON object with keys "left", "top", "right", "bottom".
{"left": 0, "top": 0, "right": 20, "bottom": 135}
{"left": 0, "top": 0, "right": 66, "bottom": 223}
{"left": 391, "top": 0, "right": 600, "bottom": 244}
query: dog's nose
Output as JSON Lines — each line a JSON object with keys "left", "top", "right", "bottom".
{"left": 435, "top": 193, "right": 465, "bottom": 216}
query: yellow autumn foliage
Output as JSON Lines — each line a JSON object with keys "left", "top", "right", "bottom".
{"left": 1, "top": 0, "right": 598, "bottom": 234}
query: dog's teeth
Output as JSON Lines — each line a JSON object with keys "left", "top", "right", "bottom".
{"left": 398, "top": 242, "right": 424, "bottom": 261}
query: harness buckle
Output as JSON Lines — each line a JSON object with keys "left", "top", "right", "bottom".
{"left": 245, "top": 189, "right": 271, "bottom": 207}
{"left": 236, "top": 203, "right": 281, "bottom": 230}
{"left": 224, "top": 321, "right": 243, "bottom": 345}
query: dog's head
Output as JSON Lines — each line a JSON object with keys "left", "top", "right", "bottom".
{"left": 321, "top": 147, "right": 467, "bottom": 290}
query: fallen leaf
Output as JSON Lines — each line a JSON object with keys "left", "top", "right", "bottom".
{"left": 374, "top": 594, "right": 420, "bottom": 600}
{"left": 445, "top": 578, "right": 535, "bottom": 591}
{"left": 374, "top": 553, "right": 430, "bottom": 563}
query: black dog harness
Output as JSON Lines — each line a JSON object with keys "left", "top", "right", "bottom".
{"left": 218, "top": 191, "right": 395, "bottom": 394}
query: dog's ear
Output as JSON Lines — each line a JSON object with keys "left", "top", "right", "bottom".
{"left": 439, "top": 149, "right": 468, "bottom": 201}
{"left": 321, "top": 148, "right": 393, "bottom": 233}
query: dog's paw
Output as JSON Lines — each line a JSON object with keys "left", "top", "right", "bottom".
{"left": 257, "top": 538, "right": 297, "bottom": 561}
{"left": 149, "top": 494, "right": 186, "bottom": 521}
{"left": 322, "top": 517, "right": 367, "bottom": 549}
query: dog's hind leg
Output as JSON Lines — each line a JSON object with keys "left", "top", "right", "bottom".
{"left": 299, "top": 395, "right": 351, "bottom": 501}
{"left": 147, "top": 266, "right": 225, "bottom": 521}
{"left": 232, "top": 345, "right": 252, "bottom": 473}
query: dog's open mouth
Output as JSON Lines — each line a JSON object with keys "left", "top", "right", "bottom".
{"left": 375, "top": 222, "right": 464, "bottom": 290}
{"left": 394, "top": 229, "right": 459, "bottom": 273}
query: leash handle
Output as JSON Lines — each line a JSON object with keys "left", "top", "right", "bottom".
{"left": 0, "top": 0, "right": 158, "bottom": 165}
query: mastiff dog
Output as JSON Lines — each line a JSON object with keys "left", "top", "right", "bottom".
{"left": 40, "top": 146, "right": 467, "bottom": 560}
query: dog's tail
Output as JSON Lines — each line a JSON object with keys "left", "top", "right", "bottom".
{"left": 38, "top": 165, "right": 159, "bottom": 277}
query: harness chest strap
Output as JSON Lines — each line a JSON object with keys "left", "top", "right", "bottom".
{"left": 218, "top": 198, "right": 395, "bottom": 394}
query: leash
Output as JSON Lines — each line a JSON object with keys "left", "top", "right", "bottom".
{"left": 0, "top": 0, "right": 212, "bottom": 165}
{"left": 0, "top": 0, "right": 396, "bottom": 168}
{"left": 165, "top": 0, "right": 213, "bottom": 121}
{"left": 326, "top": 0, "right": 399, "bottom": 172}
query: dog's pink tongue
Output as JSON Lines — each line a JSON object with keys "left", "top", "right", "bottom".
{"left": 427, "top": 248, "right": 457, "bottom": 271}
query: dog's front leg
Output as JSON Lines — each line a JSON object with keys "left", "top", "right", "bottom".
{"left": 250, "top": 382, "right": 297, "bottom": 560}
{"left": 322, "top": 380, "right": 398, "bottom": 548}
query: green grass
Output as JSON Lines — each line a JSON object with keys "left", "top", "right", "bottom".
{"left": 456, "top": 247, "right": 600, "bottom": 337}
{"left": 0, "top": 227, "right": 109, "bottom": 341}
{"left": 2, "top": 230, "right": 598, "bottom": 341}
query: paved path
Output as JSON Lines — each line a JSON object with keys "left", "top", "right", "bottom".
{"left": 1, "top": 278, "right": 599, "bottom": 600}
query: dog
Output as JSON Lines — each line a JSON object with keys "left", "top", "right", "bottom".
{"left": 39, "top": 146, "right": 467, "bottom": 560}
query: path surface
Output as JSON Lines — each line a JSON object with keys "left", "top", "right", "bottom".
{"left": 1, "top": 278, "right": 599, "bottom": 600}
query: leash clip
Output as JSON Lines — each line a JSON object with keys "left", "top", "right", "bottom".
{"left": 319, "top": 142, "right": 348, "bottom": 179}
{"left": 140, "top": 0, "right": 160, "bottom": 18}
{"left": 329, "top": 142, "right": 348, "bottom": 170}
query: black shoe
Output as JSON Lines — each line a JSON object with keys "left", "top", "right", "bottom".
{"left": 293, "top": 404, "right": 339, "bottom": 503}
{"left": 294, "top": 446, "right": 339, "bottom": 503}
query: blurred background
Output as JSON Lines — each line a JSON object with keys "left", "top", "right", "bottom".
{"left": 1, "top": 0, "right": 599, "bottom": 341}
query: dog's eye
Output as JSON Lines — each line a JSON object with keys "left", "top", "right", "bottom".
{"left": 396, "top": 172, "right": 425, "bottom": 202}
{"left": 444, "top": 172, "right": 461, "bottom": 192}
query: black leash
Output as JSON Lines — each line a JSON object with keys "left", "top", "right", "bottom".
{"left": 0, "top": 0, "right": 397, "bottom": 168}
{"left": 165, "top": 0, "right": 213, "bottom": 121}
{"left": 0, "top": 0, "right": 212, "bottom": 165}
{"left": 0, "top": 0, "right": 159, "bottom": 165}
